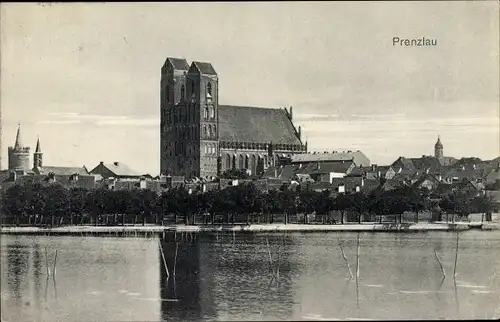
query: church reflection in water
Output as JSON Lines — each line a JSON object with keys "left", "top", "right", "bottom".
{"left": 159, "top": 232, "right": 216, "bottom": 321}
{"left": 158, "top": 232, "right": 296, "bottom": 321}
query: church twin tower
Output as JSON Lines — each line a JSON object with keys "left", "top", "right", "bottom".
{"left": 8, "top": 125, "right": 43, "bottom": 172}
{"left": 160, "top": 58, "right": 219, "bottom": 179}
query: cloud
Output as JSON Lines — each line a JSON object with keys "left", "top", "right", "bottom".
{"left": 36, "top": 112, "right": 158, "bottom": 127}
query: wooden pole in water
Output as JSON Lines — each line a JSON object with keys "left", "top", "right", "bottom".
{"left": 336, "top": 232, "right": 353, "bottom": 279}
{"left": 44, "top": 247, "right": 51, "bottom": 276}
{"left": 434, "top": 249, "right": 446, "bottom": 278}
{"left": 52, "top": 250, "right": 58, "bottom": 277}
{"left": 266, "top": 236, "right": 274, "bottom": 274}
{"left": 356, "top": 233, "right": 360, "bottom": 279}
{"left": 356, "top": 232, "right": 360, "bottom": 308}
{"left": 158, "top": 240, "right": 170, "bottom": 278}
{"left": 453, "top": 230, "right": 459, "bottom": 278}
{"left": 173, "top": 242, "right": 178, "bottom": 276}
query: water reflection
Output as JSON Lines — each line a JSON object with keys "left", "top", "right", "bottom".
{"left": 2, "top": 231, "right": 500, "bottom": 321}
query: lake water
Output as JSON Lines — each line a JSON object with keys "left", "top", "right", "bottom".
{"left": 1, "top": 231, "right": 499, "bottom": 321}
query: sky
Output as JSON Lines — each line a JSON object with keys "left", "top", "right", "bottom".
{"left": 1, "top": 2, "right": 499, "bottom": 175}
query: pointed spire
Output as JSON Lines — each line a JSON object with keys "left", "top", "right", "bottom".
{"left": 35, "top": 136, "right": 42, "bottom": 153}
{"left": 435, "top": 135, "right": 443, "bottom": 147}
{"left": 14, "top": 124, "right": 23, "bottom": 149}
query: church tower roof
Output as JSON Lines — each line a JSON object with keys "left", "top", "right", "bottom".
{"left": 14, "top": 124, "right": 23, "bottom": 149}
{"left": 35, "top": 136, "right": 42, "bottom": 153}
{"left": 435, "top": 135, "right": 443, "bottom": 148}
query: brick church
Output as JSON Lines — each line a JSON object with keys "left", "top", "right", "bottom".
{"left": 160, "top": 58, "right": 307, "bottom": 179}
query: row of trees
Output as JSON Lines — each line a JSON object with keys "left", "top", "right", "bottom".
{"left": 0, "top": 181, "right": 494, "bottom": 227}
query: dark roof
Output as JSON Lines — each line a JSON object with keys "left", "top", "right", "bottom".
{"left": 192, "top": 61, "right": 217, "bottom": 75}
{"left": 409, "top": 157, "right": 442, "bottom": 171}
{"left": 36, "top": 166, "right": 89, "bottom": 176}
{"left": 166, "top": 58, "right": 189, "bottom": 70}
{"left": 219, "top": 105, "right": 302, "bottom": 145}
{"left": 307, "top": 161, "right": 354, "bottom": 175}
{"left": 438, "top": 156, "right": 457, "bottom": 166}
{"left": 291, "top": 151, "right": 370, "bottom": 166}
{"left": 391, "top": 157, "right": 416, "bottom": 171}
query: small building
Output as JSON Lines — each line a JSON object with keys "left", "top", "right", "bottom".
{"left": 291, "top": 150, "right": 370, "bottom": 167}
{"left": 89, "top": 161, "right": 147, "bottom": 180}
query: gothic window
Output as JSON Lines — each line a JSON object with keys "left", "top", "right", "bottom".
{"left": 204, "top": 144, "right": 208, "bottom": 154}
{"left": 209, "top": 105, "right": 214, "bottom": 119}
{"left": 245, "top": 155, "right": 249, "bottom": 169}
{"left": 239, "top": 155, "right": 244, "bottom": 169}
{"left": 226, "top": 154, "right": 231, "bottom": 170}
{"left": 203, "top": 125, "right": 208, "bottom": 137}
{"left": 181, "top": 85, "right": 185, "bottom": 100}
{"left": 204, "top": 107, "right": 209, "bottom": 119}
{"left": 207, "top": 82, "right": 212, "bottom": 95}
{"left": 208, "top": 125, "right": 212, "bottom": 138}
{"left": 213, "top": 125, "right": 217, "bottom": 137}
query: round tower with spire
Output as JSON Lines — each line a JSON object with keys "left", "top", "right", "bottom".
{"left": 8, "top": 124, "right": 31, "bottom": 171}
{"left": 33, "top": 136, "right": 43, "bottom": 169}
{"left": 434, "top": 135, "right": 443, "bottom": 159}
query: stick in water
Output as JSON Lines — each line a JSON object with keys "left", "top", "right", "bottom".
{"left": 52, "top": 250, "right": 58, "bottom": 278}
{"left": 434, "top": 249, "right": 446, "bottom": 278}
{"left": 158, "top": 241, "right": 170, "bottom": 278}
{"left": 266, "top": 236, "right": 274, "bottom": 269}
{"left": 44, "top": 247, "right": 51, "bottom": 276}
{"left": 453, "top": 230, "right": 459, "bottom": 278}
{"left": 173, "top": 242, "right": 178, "bottom": 276}
{"left": 336, "top": 232, "right": 353, "bottom": 279}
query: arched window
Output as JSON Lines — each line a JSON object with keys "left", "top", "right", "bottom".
{"left": 213, "top": 125, "right": 217, "bottom": 137}
{"left": 239, "top": 155, "right": 244, "bottom": 169}
{"left": 209, "top": 106, "right": 214, "bottom": 119}
{"left": 204, "top": 107, "right": 209, "bottom": 119}
{"left": 204, "top": 144, "right": 208, "bottom": 154}
{"left": 180, "top": 85, "right": 185, "bottom": 100}
{"left": 207, "top": 82, "right": 212, "bottom": 95}
{"left": 208, "top": 125, "right": 212, "bottom": 137}
{"left": 203, "top": 125, "right": 208, "bottom": 137}
{"left": 226, "top": 154, "right": 231, "bottom": 170}
{"left": 245, "top": 155, "right": 249, "bottom": 169}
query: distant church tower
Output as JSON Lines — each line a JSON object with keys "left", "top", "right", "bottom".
{"left": 8, "top": 124, "right": 31, "bottom": 171}
{"left": 434, "top": 135, "right": 443, "bottom": 159}
{"left": 33, "top": 136, "right": 43, "bottom": 169}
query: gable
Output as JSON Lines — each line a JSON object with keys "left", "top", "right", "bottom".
{"left": 218, "top": 105, "right": 302, "bottom": 145}
{"left": 166, "top": 58, "right": 189, "bottom": 71}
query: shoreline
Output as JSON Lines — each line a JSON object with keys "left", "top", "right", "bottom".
{"left": 1, "top": 222, "right": 499, "bottom": 235}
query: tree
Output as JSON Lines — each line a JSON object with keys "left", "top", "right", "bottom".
{"left": 333, "top": 193, "right": 351, "bottom": 224}
{"left": 346, "top": 192, "right": 369, "bottom": 224}
{"left": 471, "top": 194, "right": 494, "bottom": 222}
{"left": 42, "top": 184, "right": 69, "bottom": 227}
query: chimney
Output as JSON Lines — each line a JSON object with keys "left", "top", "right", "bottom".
{"left": 371, "top": 164, "right": 377, "bottom": 172}
{"left": 289, "top": 106, "right": 293, "bottom": 120}
{"left": 298, "top": 126, "right": 301, "bottom": 140}
{"left": 114, "top": 161, "right": 119, "bottom": 166}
